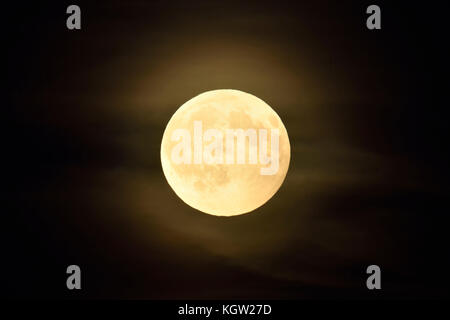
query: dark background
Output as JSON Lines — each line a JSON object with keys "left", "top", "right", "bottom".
{"left": 4, "top": 1, "right": 449, "bottom": 299}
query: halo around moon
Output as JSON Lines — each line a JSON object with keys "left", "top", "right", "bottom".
{"left": 160, "top": 89, "right": 290, "bottom": 216}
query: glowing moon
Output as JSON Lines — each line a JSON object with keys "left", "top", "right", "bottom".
{"left": 161, "top": 89, "right": 290, "bottom": 216}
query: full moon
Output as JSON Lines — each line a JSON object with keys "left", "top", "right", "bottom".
{"left": 161, "top": 89, "right": 290, "bottom": 216}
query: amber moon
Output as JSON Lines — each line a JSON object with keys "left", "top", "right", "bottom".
{"left": 160, "top": 89, "right": 290, "bottom": 217}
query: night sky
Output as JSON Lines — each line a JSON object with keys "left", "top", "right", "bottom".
{"left": 5, "top": 1, "right": 449, "bottom": 299}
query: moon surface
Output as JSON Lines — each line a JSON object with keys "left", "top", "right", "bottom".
{"left": 161, "top": 89, "right": 290, "bottom": 216}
